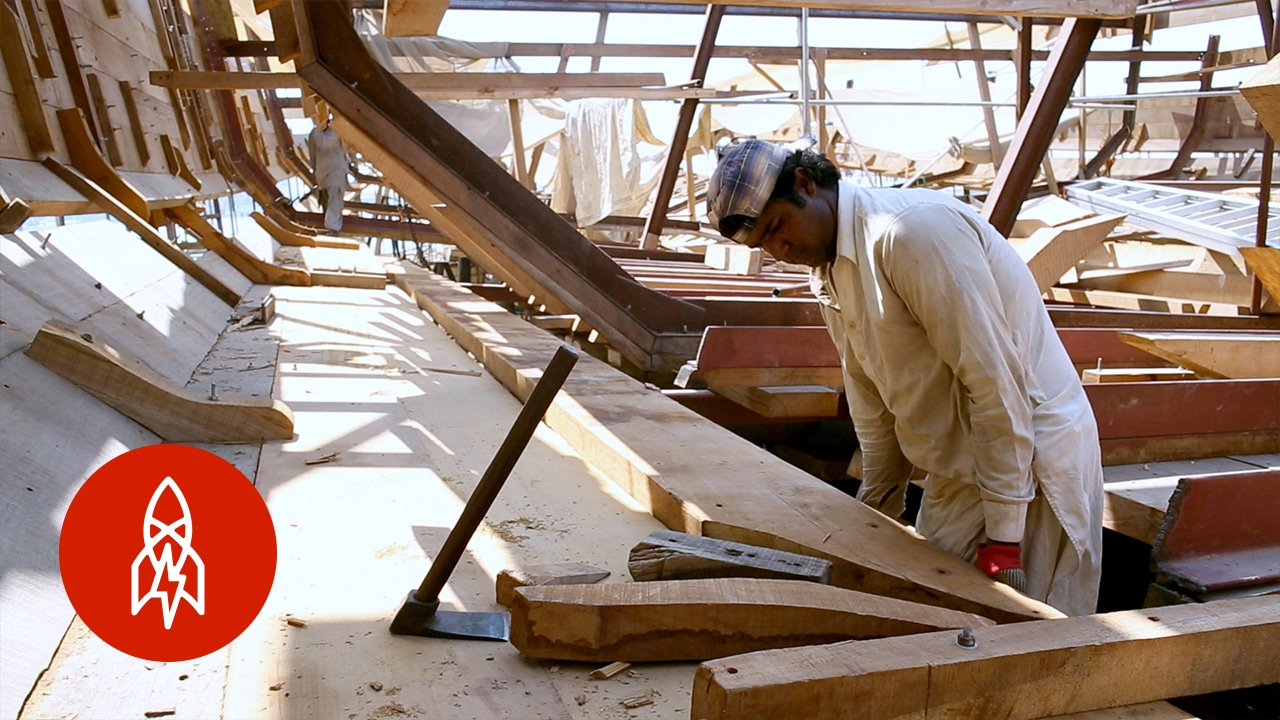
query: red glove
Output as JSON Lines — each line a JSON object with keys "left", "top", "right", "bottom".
{"left": 975, "top": 542, "right": 1027, "bottom": 593}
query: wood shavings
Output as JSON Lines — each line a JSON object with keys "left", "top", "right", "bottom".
{"left": 620, "top": 693, "right": 654, "bottom": 709}
{"left": 144, "top": 709, "right": 176, "bottom": 718}
{"left": 590, "top": 661, "right": 630, "bottom": 679}
{"left": 286, "top": 617, "right": 308, "bottom": 628}
{"left": 269, "top": 682, "right": 285, "bottom": 691}
{"left": 305, "top": 452, "right": 339, "bottom": 466}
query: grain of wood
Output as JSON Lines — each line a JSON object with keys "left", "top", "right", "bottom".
{"left": 628, "top": 529, "right": 832, "bottom": 584}
{"left": 510, "top": 578, "right": 994, "bottom": 662}
{"left": 495, "top": 563, "right": 610, "bottom": 607}
{"left": 1017, "top": 214, "right": 1125, "bottom": 293}
{"left": 1118, "top": 332, "right": 1280, "bottom": 379}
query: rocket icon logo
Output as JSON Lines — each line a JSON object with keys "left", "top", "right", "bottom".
{"left": 61, "top": 444, "right": 276, "bottom": 662}
{"left": 130, "top": 477, "right": 206, "bottom": 629}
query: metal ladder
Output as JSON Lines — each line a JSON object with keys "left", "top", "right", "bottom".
{"left": 1065, "top": 177, "right": 1280, "bottom": 255}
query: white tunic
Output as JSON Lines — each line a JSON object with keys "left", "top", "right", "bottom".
{"left": 811, "top": 180, "right": 1104, "bottom": 616}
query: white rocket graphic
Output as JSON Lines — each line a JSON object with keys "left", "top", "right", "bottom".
{"left": 130, "top": 477, "right": 205, "bottom": 629}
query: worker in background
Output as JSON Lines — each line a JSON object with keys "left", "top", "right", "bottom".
{"left": 707, "top": 140, "right": 1103, "bottom": 616}
{"left": 308, "top": 114, "right": 349, "bottom": 234}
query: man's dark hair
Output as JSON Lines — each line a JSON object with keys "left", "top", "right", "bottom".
{"left": 768, "top": 148, "right": 840, "bottom": 208}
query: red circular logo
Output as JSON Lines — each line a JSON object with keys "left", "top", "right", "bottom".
{"left": 60, "top": 444, "right": 276, "bottom": 662}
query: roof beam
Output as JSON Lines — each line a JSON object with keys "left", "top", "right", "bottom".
{"left": 588, "top": 0, "right": 1137, "bottom": 19}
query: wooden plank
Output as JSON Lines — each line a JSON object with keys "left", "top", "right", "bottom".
{"left": 1241, "top": 246, "right": 1280, "bottom": 303}
{"left": 19, "top": 0, "right": 56, "bottom": 78}
{"left": 1065, "top": 270, "right": 1262, "bottom": 308}
{"left": 1082, "top": 367, "right": 1195, "bottom": 383}
{"left": 628, "top": 529, "right": 832, "bottom": 584}
{"left": 56, "top": 108, "right": 149, "bottom": 217}
{"left": 1117, "top": 332, "right": 1280, "bottom": 379}
{"left": 26, "top": 320, "right": 293, "bottom": 442}
{"left": 0, "top": 0, "right": 54, "bottom": 155}
{"left": 44, "top": 0, "right": 100, "bottom": 148}
{"left": 85, "top": 73, "right": 123, "bottom": 167}
{"left": 166, "top": 204, "right": 311, "bottom": 287}
{"left": 704, "top": 243, "right": 763, "bottom": 276}
{"left": 159, "top": 134, "right": 201, "bottom": 189}
{"left": 693, "top": 366, "right": 846, "bottom": 389}
{"left": 118, "top": 81, "right": 151, "bottom": 167}
{"left": 692, "top": 595, "right": 1280, "bottom": 720}
{"left": 40, "top": 158, "right": 241, "bottom": 307}
{"left": 610, "top": 1, "right": 1136, "bottom": 19}
{"left": 711, "top": 383, "right": 842, "bottom": 418}
{"left": 1017, "top": 214, "right": 1125, "bottom": 293}
{"left": 149, "top": 69, "right": 666, "bottom": 91}
{"left": 395, "top": 266, "right": 1060, "bottom": 624}
{"left": 495, "top": 562, "right": 609, "bottom": 608}
{"left": 381, "top": 0, "right": 448, "bottom": 37}
{"left": 509, "top": 578, "right": 996, "bottom": 663}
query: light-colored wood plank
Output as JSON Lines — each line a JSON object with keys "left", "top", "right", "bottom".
{"left": 1241, "top": 53, "right": 1280, "bottom": 142}
{"left": 40, "top": 157, "right": 241, "bottom": 307}
{"left": 1082, "top": 367, "right": 1196, "bottom": 383}
{"left": 510, "top": 578, "right": 995, "bottom": 663}
{"left": 704, "top": 244, "right": 763, "bottom": 276}
{"left": 25, "top": 320, "right": 294, "bottom": 443}
{"left": 381, "top": 0, "right": 448, "bottom": 37}
{"left": 628, "top": 528, "right": 832, "bottom": 584}
{"left": 395, "top": 266, "right": 1061, "bottom": 624}
{"left": 1017, "top": 214, "right": 1125, "bottom": 293}
{"left": 694, "top": 366, "right": 846, "bottom": 389}
{"left": 1118, "top": 332, "right": 1280, "bottom": 379}
{"left": 711, "top": 383, "right": 842, "bottom": 418}
{"left": 495, "top": 562, "right": 610, "bottom": 608}
{"left": 1065, "top": 269, "right": 1262, "bottom": 308}
{"left": 1241, "top": 246, "right": 1280, "bottom": 303}
{"left": 692, "top": 595, "right": 1280, "bottom": 720}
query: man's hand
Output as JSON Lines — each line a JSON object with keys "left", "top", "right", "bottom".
{"left": 975, "top": 541, "right": 1028, "bottom": 594}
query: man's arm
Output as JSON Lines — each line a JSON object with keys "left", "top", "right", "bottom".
{"left": 879, "top": 204, "right": 1035, "bottom": 543}
{"left": 819, "top": 302, "right": 913, "bottom": 519}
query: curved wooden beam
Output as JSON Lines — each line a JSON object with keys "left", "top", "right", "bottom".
{"left": 26, "top": 320, "right": 293, "bottom": 443}
{"left": 167, "top": 204, "right": 311, "bottom": 287}
{"left": 510, "top": 578, "right": 994, "bottom": 663}
{"left": 251, "top": 210, "right": 360, "bottom": 249}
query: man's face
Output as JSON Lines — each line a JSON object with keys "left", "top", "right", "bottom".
{"left": 742, "top": 169, "right": 837, "bottom": 268}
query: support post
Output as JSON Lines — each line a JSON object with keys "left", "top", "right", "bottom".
{"left": 1081, "top": 15, "right": 1145, "bottom": 179}
{"left": 641, "top": 4, "right": 724, "bottom": 250}
{"left": 508, "top": 98, "right": 530, "bottom": 189}
{"left": 967, "top": 22, "right": 1004, "bottom": 168}
{"left": 1015, "top": 20, "right": 1033, "bottom": 119}
{"left": 982, "top": 17, "right": 1100, "bottom": 237}
{"left": 1144, "top": 35, "right": 1220, "bottom": 180}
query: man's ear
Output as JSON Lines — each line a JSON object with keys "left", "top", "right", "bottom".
{"left": 794, "top": 167, "right": 816, "bottom": 197}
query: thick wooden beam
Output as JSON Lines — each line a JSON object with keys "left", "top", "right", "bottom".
{"left": 692, "top": 595, "right": 1280, "bottom": 720}
{"left": 983, "top": 17, "right": 1100, "bottom": 236}
{"left": 510, "top": 578, "right": 995, "bottom": 663}
{"left": 55, "top": 108, "right": 149, "bottom": 217}
{"left": 40, "top": 158, "right": 241, "bottom": 307}
{"left": 710, "top": 383, "right": 842, "bottom": 418}
{"left": 118, "top": 81, "right": 151, "bottom": 167}
{"left": 1242, "top": 246, "right": 1280, "bottom": 302}
{"left": 1117, "top": 331, "right": 1280, "bottom": 379}
{"left": 44, "top": 0, "right": 101, "bottom": 150}
{"left": 85, "top": 73, "right": 123, "bottom": 167}
{"left": 0, "top": 0, "right": 54, "bottom": 155}
{"left": 26, "top": 320, "right": 293, "bottom": 442}
{"left": 19, "top": 0, "right": 56, "bottom": 78}
{"left": 619, "top": 1, "right": 1135, "bottom": 18}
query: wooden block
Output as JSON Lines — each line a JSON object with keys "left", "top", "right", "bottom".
{"left": 1241, "top": 54, "right": 1280, "bottom": 142}
{"left": 1117, "top": 332, "right": 1280, "bottom": 379}
{"left": 628, "top": 529, "right": 832, "bottom": 584}
{"left": 704, "top": 243, "right": 763, "bottom": 276}
{"left": 118, "top": 81, "right": 150, "bottom": 167}
{"left": 26, "top": 320, "right": 294, "bottom": 443}
{"left": 495, "top": 563, "right": 610, "bottom": 607}
{"left": 1010, "top": 195, "right": 1095, "bottom": 238}
{"left": 0, "top": 198, "right": 33, "bottom": 234}
{"left": 692, "top": 595, "right": 1280, "bottom": 720}
{"left": 589, "top": 661, "right": 630, "bottom": 680}
{"left": 1018, "top": 214, "right": 1126, "bottom": 293}
{"left": 382, "top": 0, "right": 450, "bottom": 38}
{"left": 1241, "top": 246, "right": 1280, "bottom": 304}
{"left": 159, "top": 135, "right": 201, "bottom": 190}
{"left": 509, "top": 578, "right": 994, "bottom": 663}
{"left": 85, "top": 73, "right": 123, "bottom": 167}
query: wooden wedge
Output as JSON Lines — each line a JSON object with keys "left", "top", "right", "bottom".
{"left": 26, "top": 320, "right": 294, "bottom": 443}
{"left": 509, "top": 578, "right": 994, "bottom": 663}
{"left": 692, "top": 595, "right": 1280, "bottom": 720}
{"left": 495, "top": 563, "right": 610, "bottom": 607}
{"left": 629, "top": 529, "right": 832, "bottom": 584}
{"left": 1117, "top": 331, "right": 1280, "bottom": 379}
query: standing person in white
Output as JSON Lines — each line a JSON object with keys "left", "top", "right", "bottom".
{"left": 707, "top": 140, "right": 1104, "bottom": 616}
{"left": 308, "top": 114, "right": 349, "bottom": 234}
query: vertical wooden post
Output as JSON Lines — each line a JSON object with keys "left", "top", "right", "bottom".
{"left": 967, "top": 22, "right": 1004, "bottom": 168}
{"left": 1015, "top": 20, "right": 1033, "bottom": 120}
{"left": 508, "top": 98, "right": 531, "bottom": 189}
{"left": 590, "top": 12, "right": 608, "bottom": 73}
{"left": 982, "top": 17, "right": 1100, "bottom": 237}
{"left": 641, "top": 4, "right": 724, "bottom": 250}
{"left": 816, "top": 48, "right": 829, "bottom": 154}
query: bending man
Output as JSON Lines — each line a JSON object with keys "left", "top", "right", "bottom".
{"left": 707, "top": 140, "right": 1103, "bottom": 616}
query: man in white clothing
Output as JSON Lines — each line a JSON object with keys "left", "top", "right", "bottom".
{"left": 308, "top": 115, "right": 349, "bottom": 234}
{"left": 707, "top": 140, "right": 1103, "bottom": 616}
